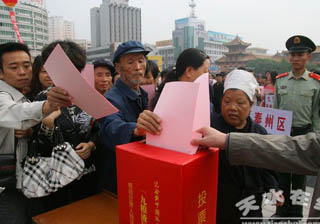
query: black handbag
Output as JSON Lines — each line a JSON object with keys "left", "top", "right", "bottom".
{"left": 0, "top": 154, "right": 16, "bottom": 188}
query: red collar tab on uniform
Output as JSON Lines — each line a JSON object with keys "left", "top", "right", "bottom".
{"left": 276, "top": 73, "right": 289, "bottom": 79}
{"left": 309, "top": 73, "right": 320, "bottom": 81}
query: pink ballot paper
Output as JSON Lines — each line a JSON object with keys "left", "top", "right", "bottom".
{"left": 146, "top": 73, "right": 210, "bottom": 154}
{"left": 44, "top": 44, "right": 118, "bottom": 119}
{"left": 141, "top": 84, "right": 156, "bottom": 110}
{"left": 81, "top": 64, "right": 95, "bottom": 88}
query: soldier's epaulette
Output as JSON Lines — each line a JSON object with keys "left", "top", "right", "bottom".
{"left": 309, "top": 73, "right": 320, "bottom": 82}
{"left": 276, "top": 73, "right": 289, "bottom": 79}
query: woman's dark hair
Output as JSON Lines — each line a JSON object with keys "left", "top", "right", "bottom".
{"left": 27, "top": 55, "right": 44, "bottom": 100}
{"left": 41, "top": 40, "right": 86, "bottom": 72}
{"left": 158, "top": 66, "right": 174, "bottom": 84}
{"left": 151, "top": 48, "right": 209, "bottom": 110}
{"left": 270, "top": 71, "right": 278, "bottom": 85}
{"left": 145, "top": 60, "right": 160, "bottom": 80}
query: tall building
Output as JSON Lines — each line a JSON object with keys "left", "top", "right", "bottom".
{"left": 157, "top": 0, "right": 235, "bottom": 71}
{"left": 90, "top": 0, "right": 141, "bottom": 48}
{"left": 172, "top": 17, "right": 208, "bottom": 58}
{"left": 48, "top": 16, "right": 75, "bottom": 42}
{"left": 74, "top": 39, "right": 91, "bottom": 51}
{"left": 156, "top": 40, "right": 175, "bottom": 69}
{"left": 63, "top": 20, "right": 75, "bottom": 40}
{"left": 0, "top": 0, "right": 49, "bottom": 57}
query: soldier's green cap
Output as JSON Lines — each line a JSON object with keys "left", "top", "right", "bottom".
{"left": 286, "top": 35, "right": 316, "bottom": 53}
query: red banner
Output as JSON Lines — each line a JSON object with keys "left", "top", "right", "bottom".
{"left": 9, "top": 11, "right": 23, "bottom": 43}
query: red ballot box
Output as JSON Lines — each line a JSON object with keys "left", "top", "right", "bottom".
{"left": 116, "top": 142, "right": 219, "bottom": 224}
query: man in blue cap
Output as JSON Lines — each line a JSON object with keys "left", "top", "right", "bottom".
{"left": 99, "top": 41, "right": 151, "bottom": 193}
{"left": 273, "top": 35, "right": 320, "bottom": 220}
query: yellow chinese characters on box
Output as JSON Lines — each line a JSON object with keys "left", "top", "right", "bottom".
{"left": 116, "top": 142, "right": 219, "bottom": 224}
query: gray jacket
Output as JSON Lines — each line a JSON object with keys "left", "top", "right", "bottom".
{"left": 227, "top": 132, "right": 320, "bottom": 218}
{"left": 0, "top": 81, "right": 45, "bottom": 190}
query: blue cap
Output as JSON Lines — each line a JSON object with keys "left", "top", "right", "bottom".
{"left": 93, "top": 59, "right": 115, "bottom": 74}
{"left": 112, "top": 41, "right": 150, "bottom": 63}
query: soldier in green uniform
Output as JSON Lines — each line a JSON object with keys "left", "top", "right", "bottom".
{"left": 273, "top": 35, "right": 320, "bottom": 220}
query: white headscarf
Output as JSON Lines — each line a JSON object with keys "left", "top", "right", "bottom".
{"left": 223, "top": 69, "right": 259, "bottom": 102}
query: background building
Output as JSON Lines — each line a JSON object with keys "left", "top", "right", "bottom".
{"left": 88, "top": 0, "right": 141, "bottom": 62}
{"left": 0, "top": 0, "right": 48, "bottom": 57}
{"left": 156, "top": 0, "right": 235, "bottom": 71}
{"left": 90, "top": 0, "right": 141, "bottom": 48}
{"left": 172, "top": 17, "right": 207, "bottom": 57}
{"left": 48, "top": 16, "right": 75, "bottom": 42}
{"left": 208, "top": 31, "right": 238, "bottom": 44}
{"left": 172, "top": 15, "right": 235, "bottom": 71}
{"left": 154, "top": 40, "right": 174, "bottom": 69}
{"left": 246, "top": 47, "right": 268, "bottom": 55}
{"left": 74, "top": 39, "right": 91, "bottom": 51}
{"left": 86, "top": 44, "right": 113, "bottom": 62}
{"left": 215, "top": 36, "right": 272, "bottom": 72}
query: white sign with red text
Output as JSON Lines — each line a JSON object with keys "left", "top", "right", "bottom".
{"left": 250, "top": 106, "right": 293, "bottom": 135}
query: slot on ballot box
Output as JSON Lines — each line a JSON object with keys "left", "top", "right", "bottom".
{"left": 116, "top": 142, "right": 219, "bottom": 224}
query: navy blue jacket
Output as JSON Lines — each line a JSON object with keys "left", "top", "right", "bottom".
{"left": 100, "top": 79, "right": 148, "bottom": 151}
{"left": 98, "top": 79, "right": 148, "bottom": 193}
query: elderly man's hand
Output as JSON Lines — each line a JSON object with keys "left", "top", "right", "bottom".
{"left": 134, "top": 110, "right": 162, "bottom": 136}
{"left": 191, "top": 126, "right": 227, "bottom": 149}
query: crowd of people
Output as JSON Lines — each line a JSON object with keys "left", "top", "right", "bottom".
{"left": 0, "top": 34, "right": 319, "bottom": 224}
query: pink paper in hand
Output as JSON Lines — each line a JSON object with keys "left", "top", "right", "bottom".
{"left": 193, "top": 73, "right": 210, "bottom": 131}
{"left": 146, "top": 73, "right": 210, "bottom": 155}
{"left": 141, "top": 84, "right": 156, "bottom": 110}
{"left": 44, "top": 44, "right": 118, "bottom": 119}
{"left": 146, "top": 82, "right": 199, "bottom": 154}
{"left": 81, "top": 64, "right": 95, "bottom": 88}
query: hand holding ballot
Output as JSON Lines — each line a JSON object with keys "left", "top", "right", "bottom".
{"left": 44, "top": 44, "right": 118, "bottom": 119}
{"left": 134, "top": 110, "right": 162, "bottom": 136}
{"left": 145, "top": 73, "right": 210, "bottom": 154}
{"left": 43, "top": 87, "right": 72, "bottom": 114}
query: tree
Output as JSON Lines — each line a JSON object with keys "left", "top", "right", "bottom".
{"left": 245, "top": 59, "right": 290, "bottom": 74}
{"left": 246, "top": 58, "right": 320, "bottom": 74}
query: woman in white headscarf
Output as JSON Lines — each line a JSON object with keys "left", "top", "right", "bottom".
{"left": 212, "top": 69, "right": 283, "bottom": 223}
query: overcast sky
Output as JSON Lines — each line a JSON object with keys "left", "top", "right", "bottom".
{"left": 46, "top": 0, "right": 320, "bottom": 54}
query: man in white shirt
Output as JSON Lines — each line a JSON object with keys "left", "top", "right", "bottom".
{"left": 0, "top": 42, "right": 72, "bottom": 224}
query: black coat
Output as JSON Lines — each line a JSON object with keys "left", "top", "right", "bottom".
{"left": 212, "top": 82, "right": 224, "bottom": 113}
{"left": 34, "top": 90, "right": 100, "bottom": 158}
{"left": 212, "top": 114, "right": 279, "bottom": 223}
